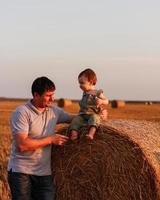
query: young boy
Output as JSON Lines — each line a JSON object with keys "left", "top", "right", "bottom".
{"left": 70, "top": 68, "right": 108, "bottom": 141}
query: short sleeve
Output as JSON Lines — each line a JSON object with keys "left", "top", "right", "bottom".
{"left": 11, "top": 107, "right": 29, "bottom": 135}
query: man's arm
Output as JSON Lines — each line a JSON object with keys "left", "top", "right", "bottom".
{"left": 56, "top": 106, "right": 76, "bottom": 124}
{"left": 96, "top": 93, "right": 108, "bottom": 121}
{"left": 64, "top": 113, "right": 76, "bottom": 123}
{"left": 15, "top": 133, "right": 68, "bottom": 152}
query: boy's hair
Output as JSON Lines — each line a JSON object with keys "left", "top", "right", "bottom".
{"left": 31, "top": 76, "right": 56, "bottom": 96}
{"left": 78, "top": 68, "right": 97, "bottom": 85}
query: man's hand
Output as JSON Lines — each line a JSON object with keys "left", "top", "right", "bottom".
{"left": 99, "top": 109, "right": 108, "bottom": 121}
{"left": 96, "top": 97, "right": 104, "bottom": 108}
{"left": 51, "top": 134, "right": 69, "bottom": 146}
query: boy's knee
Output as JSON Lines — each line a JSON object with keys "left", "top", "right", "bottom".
{"left": 88, "top": 114, "right": 100, "bottom": 128}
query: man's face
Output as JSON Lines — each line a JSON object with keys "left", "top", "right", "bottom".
{"left": 35, "top": 90, "right": 55, "bottom": 108}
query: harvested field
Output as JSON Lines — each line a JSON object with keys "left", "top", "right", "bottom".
{"left": 0, "top": 99, "right": 160, "bottom": 200}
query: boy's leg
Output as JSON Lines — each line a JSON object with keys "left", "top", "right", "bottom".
{"left": 86, "top": 126, "right": 97, "bottom": 140}
{"left": 70, "top": 129, "right": 79, "bottom": 141}
{"left": 69, "top": 115, "right": 86, "bottom": 141}
{"left": 86, "top": 114, "right": 100, "bottom": 140}
{"left": 8, "top": 170, "right": 31, "bottom": 200}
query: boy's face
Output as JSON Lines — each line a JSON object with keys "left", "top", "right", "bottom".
{"left": 34, "top": 90, "right": 55, "bottom": 108}
{"left": 78, "top": 75, "right": 93, "bottom": 92}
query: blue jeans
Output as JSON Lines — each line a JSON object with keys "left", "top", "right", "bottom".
{"left": 8, "top": 170, "right": 55, "bottom": 200}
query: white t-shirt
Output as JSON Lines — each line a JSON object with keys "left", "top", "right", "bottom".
{"left": 8, "top": 100, "right": 70, "bottom": 176}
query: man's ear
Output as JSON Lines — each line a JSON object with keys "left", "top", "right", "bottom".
{"left": 33, "top": 92, "right": 40, "bottom": 99}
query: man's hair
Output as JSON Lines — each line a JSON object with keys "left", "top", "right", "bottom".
{"left": 78, "top": 68, "right": 97, "bottom": 85}
{"left": 31, "top": 76, "right": 56, "bottom": 96}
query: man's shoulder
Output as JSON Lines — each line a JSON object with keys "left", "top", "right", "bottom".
{"left": 11, "top": 104, "right": 30, "bottom": 122}
{"left": 14, "top": 102, "right": 33, "bottom": 117}
{"left": 15, "top": 104, "right": 28, "bottom": 113}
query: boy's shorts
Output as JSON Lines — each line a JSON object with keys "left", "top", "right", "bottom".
{"left": 69, "top": 114, "right": 100, "bottom": 132}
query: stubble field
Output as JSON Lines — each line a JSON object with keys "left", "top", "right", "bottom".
{"left": 0, "top": 99, "right": 160, "bottom": 200}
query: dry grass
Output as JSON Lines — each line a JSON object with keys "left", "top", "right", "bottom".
{"left": 52, "top": 123, "right": 160, "bottom": 200}
{"left": 0, "top": 112, "right": 11, "bottom": 200}
{"left": 0, "top": 99, "right": 160, "bottom": 200}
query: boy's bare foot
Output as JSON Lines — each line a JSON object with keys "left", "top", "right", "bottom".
{"left": 86, "top": 126, "right": 96, "bottom": 140}
{"left": 86, "top": 134, "right": 94, "bottom": 140}
{"left": 70, "top": 131, "right": 78, "bottom": 141}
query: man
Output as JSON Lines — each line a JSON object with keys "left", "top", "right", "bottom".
{"left": 7, "top": 76, "right": 72, "bottom": 200}
{"left": 7, "top": 76, "right": 107, "bottom": 200}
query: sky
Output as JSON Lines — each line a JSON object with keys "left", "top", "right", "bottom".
{"left": 0, "top": 0, "right": 160, "bottom": 101}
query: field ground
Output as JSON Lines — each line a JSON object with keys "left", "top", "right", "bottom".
{"left": 0, "top": 99, "right": 160, "bottom": 199}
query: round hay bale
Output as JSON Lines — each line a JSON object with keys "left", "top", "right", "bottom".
{"left": 111, "top": 100, "right": 125, "bottom": 108}
{"left": 145, "top": 101, "right": 153, "bottom": 105}
{"left": 51, "top": 120, "right": 160, "bottom": 200}
{"left": 58, "top": 98, "right": 72, "bottom": 107}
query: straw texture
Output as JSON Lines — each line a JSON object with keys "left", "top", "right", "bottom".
{"left": 51, "top": 120, "right": 160, "bottom": 200}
